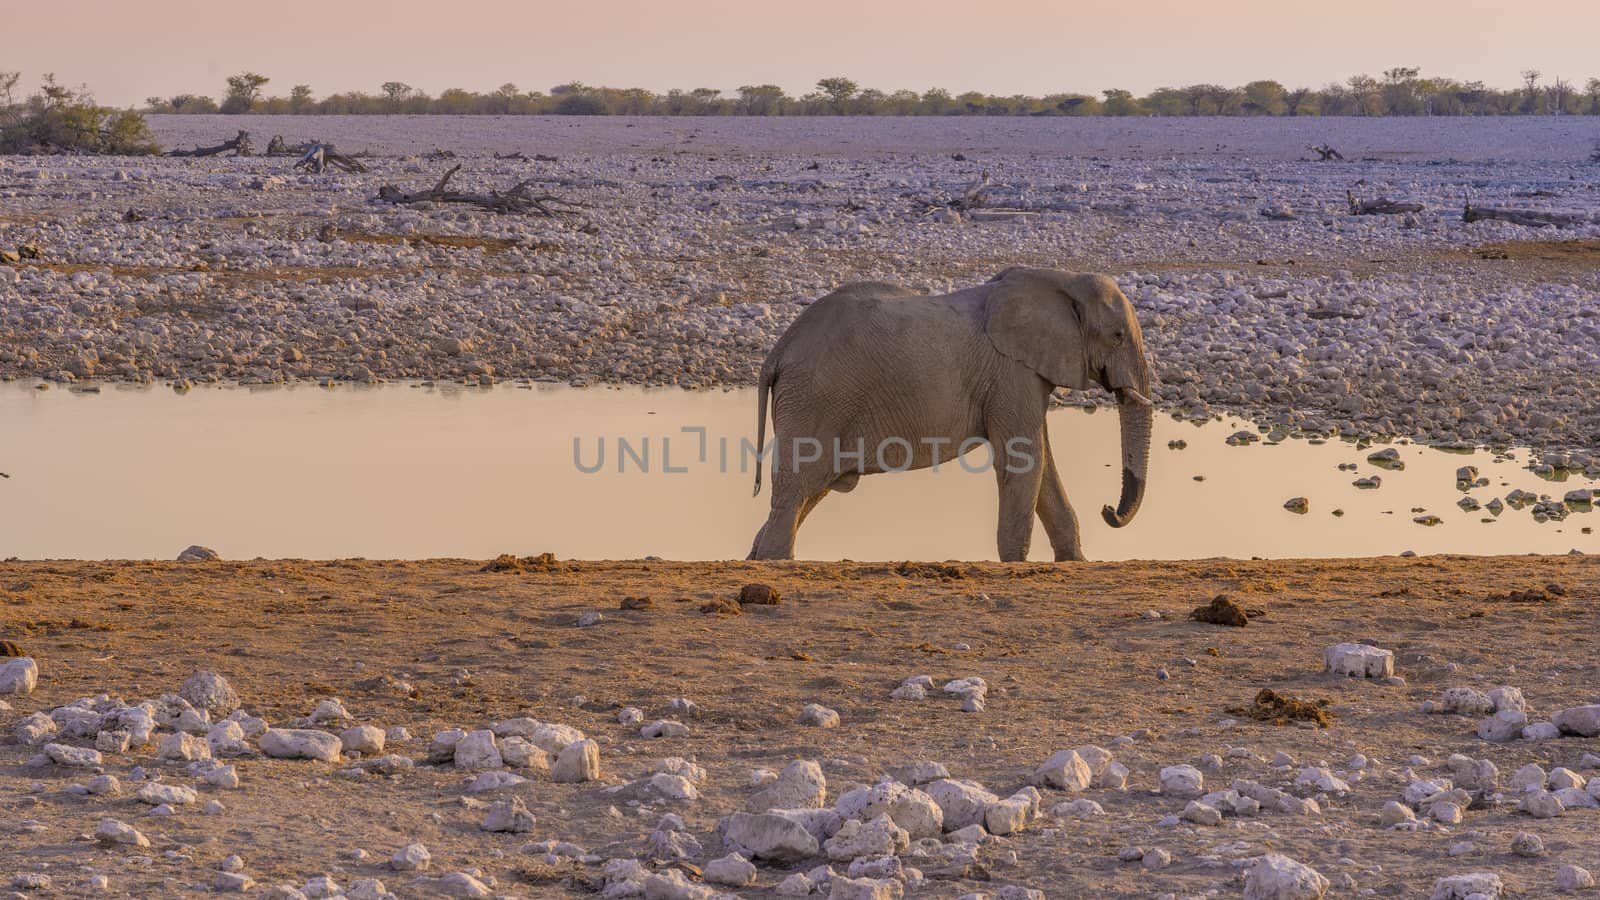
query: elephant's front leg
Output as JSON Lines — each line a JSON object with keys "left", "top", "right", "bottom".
{"left": 991, "top": 429, "right": 1047, "bottom": 562}
{"left": 1034, "top": 430, "right": 1085, "bottom": 561}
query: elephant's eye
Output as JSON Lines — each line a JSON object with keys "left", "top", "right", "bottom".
{"left": 1112, "top": 329, "right": 1127, "bottom": 345}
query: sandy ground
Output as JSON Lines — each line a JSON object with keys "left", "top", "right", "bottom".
{"left": 2, "top": 556, "right": 1598, "bottom": 897}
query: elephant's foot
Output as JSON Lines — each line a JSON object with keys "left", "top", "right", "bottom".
{"left": 1053, "top": 546, "right": 1087, "bottom": 562}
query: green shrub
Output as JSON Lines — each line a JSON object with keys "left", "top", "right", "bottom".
{"left": 0, "top": 75, "right": 160, "bottom": 155}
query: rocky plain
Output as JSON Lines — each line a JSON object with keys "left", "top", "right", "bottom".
{"left": 1, "top": 115, "right": 1599, "bottom": 453}
{"left": 2, "top": 557, "right": 1600, "bottom": 899}
{"left": 5, "top": 117, "right": 1600, "bottom": 898}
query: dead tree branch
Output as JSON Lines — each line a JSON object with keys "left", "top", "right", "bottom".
{"left": 294, "top": 142, "right": 369, "bottom": 175}
{"left": 167, "top": 130, "right": 252, "bottom": 158}
{"left": 1347, "top": 191, "right": 1423, "bottom": 215}
{"left": 265, "top": 135, "right": 296, "bottom": 157}
{"left": 950, "top": 170, "right": 991, "bottom": 210}
{"left": 1462, "top": 202, "right": 1583, "bottom": 228}
{"left": 1307, "top": 144, "right": 1344, "bottom": 161}
{"left": 374, "top": 165, "right": 582, "bottom": 216}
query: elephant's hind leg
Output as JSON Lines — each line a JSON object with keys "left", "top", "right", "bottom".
{"left": 1034, "top": 432, "right": 1086, "bottom": 561}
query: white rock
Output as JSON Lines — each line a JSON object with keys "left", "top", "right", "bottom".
{"left": 260, "top": 728, "right": 341, "bottom": 762}
{"left": 1293, "top": 767, "right": 1350, "bottom": 797}
{"left": 1511, "top": 763, "right": 1547, "bottom": 793}
{"left": 829, "top": 875, "right": 904, "bottom": 900}
{"left": 96, "top": 818, "right": 150, "bottom": 847}
{"left": 481, "top": 797, "right": 536, "bottom": 833}
{"left": 136, "top": 782, "right": 197, "bottom": 806}
{"left": 340, "top": 725, "right": 385, "bottom": 755}
{"left": 499, "top": 737, "right": 549, "bottom": 771}
{"left": 776, "top": 874, "right": 814, "bottom": 896}
{"left": 86, "top": 774, "right": 121, "bottom": 795}
{"left": 530, "top": 722, "right": 586, "bottom": 753}
{"left": 466, "top": 771, "right": 527, "bottom": 793}
{"left": 453, "top": 730, "right": 502, "bottom": 770}
{"left": 1556, "top": 865, "right": 1595, "bottom": 892}
{"left": 309, "top": 698, "right": 349, "bottom": 724}
{"left": 1549, "top": 767, "right": 1584, "bottom": 790}
{"left": 984, "top": 796, "right": 1032, "bottom": 835}
{"left": 798, "top": 704, "right": 840, "bottom": 728}
{"left": 552, "top": 739, "right": 601, "bottom": 783}
{"left": 0, "top": 657, "right": 40, "bottom": 694}
{"left": 1429, "top": 872, "right": 1503, "bottom": 900}
{"left": 1244, "top": 853, "right": 1330, "bottom": 900}
{"left": 1033, "top": 749, "right": 1092, "bottom": 792}
{"left": 44, "top": 743, "right": 102, "bottom": 767}
{"left": 926, "top": 779, "right": 1000, "bottom": 830}
{"left": 96, "top": 730, "right": 131, "bottom": 754}
{"left": 179, "top": 671, "right": 240, "bottom": 716}
{"left": 1159, "top": 764, "right": 1204, "bottom": 799}
{"left": 751, "top": 760, "right": 828, "bottom": 811}
{"left": 1553, "top": 704, "right": 1600, "bottom": 737}
{"left": 721, "top": 811, "right": 821, "bottom": 861}
{"left": 428, "top": 729, "right": 466, "bottom": 763}
{"left": 206, "top": 721, "right": 248, "bottom": 756}
{"left": 703, "top": 853, "right": 756, "bottom": 886}
{"left": 435, "top": 872, "right": 491, "bottom": 898}
{"left": 1051, "top": 799, "right": 1105, "bottom": 817}
{"left": 641, "top": 720, "right": 690, "bottom": 738}
{"left": 1521, "top": 790, "right": 1564, "bottom": 818}
{"left": 826, "top": 814, "right": 909, "bottom": 861}
{"left": 1379, "top": 800, "right": 1415, "bottom": 826}
{"left": 205, "top": 765, "right": 241, "bottom": 789}
{"left": 1324, "top": 643, "right": 1394, "bottom": 678}
{"left": 1440, "top": 687, "right": 1494, "bottom": 716}
{"left": 1486, "top": 686, "right": 1525, "bottom": 712}
{"left": 390, "top": 842, "right": 431, "bottom": 871}
{"left": 836, "top": 780, "right": 942, "bottom": 839}
{"left": 1477, "top": 709, "right": 1528, "bottom": 742}
{"left": 1522, "top": 722, "right": 1560, "bottom": 740}
{"left": 1182, "top": 801, "right": 1223, "bottom": 826}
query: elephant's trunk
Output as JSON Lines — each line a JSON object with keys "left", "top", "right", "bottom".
{"left": 1101, "top": 389, "right": 1153, "bottom": 528}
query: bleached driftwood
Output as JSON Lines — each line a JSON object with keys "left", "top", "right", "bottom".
{"left": 374, "top": 165, "right": 581, "bottom": 216}
{"left": 265, "top": 135, "right": 296, "bottom": 157}
{"left": 1462, "top": 202, "right": 1583, "bottom": 228}
{"left": 1307, "top": 144, "right": 1344, "bottom": 161}
{"left": 167, "top": 130, "right": 252, "bottom": 158}
{"left": 1347, "top": 191, "right": 1423, "bottom": 215}
{"left": 294, "top": 143, "right": 369, "bottom": 175}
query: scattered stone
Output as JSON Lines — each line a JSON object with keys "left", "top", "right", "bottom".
{"left": 260, "top": 728, "right": 342, "bottom": 762}
{"left": 0, "top": 657, "right": 39, "bottom": 694}
{"left": 390, "top": 842, "right": 431, "bottom": 872}
{"left": 481, "top": 797, "right": 536, "bottom": 833}
{"left": 179, "top": 671, "right": 240, "bottom": 716}
{"left": 1324, "top": 643, "right": 1394, "bottom": 678}
{"left": 721, "top": 812, "right": 821, "bottom": 861}
{"left": 751, "top": 760, "right": 828, "bottom": 811}
{"left": 1159, "top": 765, "right": 1204, "bottom": 799}
{"left": 1477, "top": 709, "right": 1529, "bottom": 742}
{"left": 1033, "top": 749, "right": 1092, "bottom": 791}
{"left": 96, "top": 818, "right": 150, "bottom": 847}
{"left": 641, "top": 720, "right": 690, "bottom": 738}
{"left": 1556, "top": 865, "right": 1595, "bottom": 892}
{"left": 176, "top": 545, "right": 220, "bottom": 562}
{"left": 797, "top": 703, "right": 840, "bottom": 728}
{"left": 1244, "top": 853, "right": 1330, "bottom": 900}
{"left": 340, "top": 725, "right": 385, "bottom": 755}
{"left": 1429, "top": 873, "right": 1503, "bottom": 900}
{"left": 552, "top": 739, "right": 600, "bottom": 783}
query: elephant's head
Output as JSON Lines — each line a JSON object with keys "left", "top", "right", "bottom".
{"left": 982, "top": 268, "right": 1154, "bottom": 529}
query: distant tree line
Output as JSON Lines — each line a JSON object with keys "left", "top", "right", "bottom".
{"left": 138, "top": 69, "right": 1600, "bottom": 117}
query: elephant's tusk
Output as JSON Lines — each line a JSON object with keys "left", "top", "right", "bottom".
{"left": 1118, "top": 388, "right": 1153, "bottom": 407}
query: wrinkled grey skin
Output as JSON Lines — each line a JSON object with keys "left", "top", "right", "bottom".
{"left": 748, "top": 267, "right": 1154, "bottom": 561}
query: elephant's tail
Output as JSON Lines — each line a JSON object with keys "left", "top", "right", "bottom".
{"left": 753, "top": 364, "right": 773, "bottom": 497}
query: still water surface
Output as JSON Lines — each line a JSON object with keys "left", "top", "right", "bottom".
{"left": 1, "top": 382, "right": 1594, "bottom": 560}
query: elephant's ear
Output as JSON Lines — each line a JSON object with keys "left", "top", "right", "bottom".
{"left": 981, "top": 268, "right": 1091, "bottom": 389}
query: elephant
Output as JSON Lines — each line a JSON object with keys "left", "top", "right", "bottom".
{"left": 746, "top": 267, "right": 1153, "bottom": 562}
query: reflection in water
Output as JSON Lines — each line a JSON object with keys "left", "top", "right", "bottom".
{"left": 1, "top": 382, "right": 1594, "bottom": 561}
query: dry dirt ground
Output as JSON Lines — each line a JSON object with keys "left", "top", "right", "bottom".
{"left": 2, "top": 556, "right": 1598, "bottom": 898}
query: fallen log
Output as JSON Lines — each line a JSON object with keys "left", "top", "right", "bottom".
{"left": 167, "top": 130, "right": 252, "bottom": 158}
{"left": 374, "top": 165, "right": 582, "bottom": 216}
{"left": 1307, "top": 144, "right": 1344, "bottom": 161}
{"left": 265, "top": 135, "right": 297, "bottom": 157}
{"left": 294, "top": 143, "right": 369, "bottom": 175}
{"left": 1347, "top": 191, "right": 1423, "bottom": 215}
{"left": 1462, "top": 202, "right": 1584, "bottom": 228}
{"left": 950, "top": 170, "right": 991, "bottom": 211}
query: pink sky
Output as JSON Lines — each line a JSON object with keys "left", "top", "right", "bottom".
{"left": 11, "top": 0, "right": 1598, "bottom": 107}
